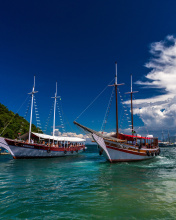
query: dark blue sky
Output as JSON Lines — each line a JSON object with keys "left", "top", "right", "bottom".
{"left": 1, "top": 0, "right": 176, "bottom": 135}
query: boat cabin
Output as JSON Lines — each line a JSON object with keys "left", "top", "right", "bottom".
{"left": 19, "top": 132, "right": 86, "bottom": 148}
{"left": 118, "top": 133, "right": 158, "bottom": 148}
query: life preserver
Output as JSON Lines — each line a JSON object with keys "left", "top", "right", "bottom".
{"left": 64, "top": 150, "right": 67, "bottom": 154}
{"left": 47, "top": 149, "right": 51, "bottom": 153}
{"left": 146, "top": 151, "right": 150, "bottom": 156}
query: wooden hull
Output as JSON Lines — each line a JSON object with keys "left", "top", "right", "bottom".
{"left": 0, "top": 137, "right": 84, "bottom": 159}
{"left": 92, "top": 134, "right": 160, "bottom": 162}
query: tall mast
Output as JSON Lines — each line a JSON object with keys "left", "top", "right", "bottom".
{"left": 109, "top": 62, "right": 124, "bottom": 139}
{"left": 115, "top": 62, "right": 118, "bottom": 138}
{"left": 125, "top": 75, "right": 138, "bottom": 135}
{"left": 28, "top": 76, "right": 38, "bottom": 143}
{"left": 52, "top": 82, "right": 60, "bottom": 143}
{"left": 130, "top": 75, "right": 134, "bottom": 133}
{"left": 168, "top": 130, "right": 170, "bottom": 143}
{"left": 53, "top": 82, "right": 57, "bottom": 143}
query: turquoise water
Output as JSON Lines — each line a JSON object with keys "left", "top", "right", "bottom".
{"left": 0, "top": 146, "right": 176, "bottom": 220}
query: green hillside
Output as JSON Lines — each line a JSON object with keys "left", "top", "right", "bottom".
{"left": 0, "top": 103, "right": 42, "bottom": 139}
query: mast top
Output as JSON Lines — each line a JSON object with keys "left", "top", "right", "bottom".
{"left": 52, "top": 81, "right": 60, "bottom": 99}
{"left": 109, "top": 62, "right": 124, "bottom": 87}
{"left": 55, "top": 81, "right": 57, "bottom": 97}
{"left": 115, "top": 61, "right": 117, "bottom": 85}
{"left": 28, "top": 75, "right": 38, "bottom": 95}
{"left": 28, "top": 76, "right": 38, "bottom": 143}
{"left": 113, "top": 62, "right": 124, "bottom": 139}
{"left": 125, "top": 74, "right": 138, "bottom": 94}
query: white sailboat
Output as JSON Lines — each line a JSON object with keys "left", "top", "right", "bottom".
{"left": 0, "top": 77, "right": 85, "bottom": 159}
{"left": 74, "top": 63, "right": 160, "bottom": 162}
{"left": 159, "top": 130, "right": 174, "bottom": 147}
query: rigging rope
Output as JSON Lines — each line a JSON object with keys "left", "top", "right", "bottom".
{"left": 19, "top": 97, "right": 31, "bottom": 134}
{"left": 133, "top": 95, "right": 149, "bottom": 135}
{"left": 57, "top": 98, "right": 75, "bottom": 133}
{"left": 75, "top": 123, "right": 93, "bottom": 141}
{"left": 61, "top": 109, "right": 75, "bottom": 133}
{"left": 118, "top": 88, "right": 132, "bottom": 131}
{"left": 0, "top": 95, "right": 30, "bottom": 136}
{"left": 43, "top": 100, "right": 54, "bottom": 133}
{"left": 33, "top": 96, "right": 42, "bottom": 133}
{"left": 56, "top": 99, "right": 66, "bottom": 133}
{"left": 74, "top": 78, "right": 114, "bottom": 121}
{"left": 101, "top": 87, "right": 115, "bottom": 132}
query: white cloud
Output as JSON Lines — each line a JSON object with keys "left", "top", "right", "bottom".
{"left": 136, "top": 35, "right": 176, "bottom": 96}
{"left": 128, "top": 35, "right": 176, "bottom": 136}
{"left": 52, "top": 129, "right": 92, "bottom": 143}
{"left": 99, "top": 131, "right": 116, "bottom": 136}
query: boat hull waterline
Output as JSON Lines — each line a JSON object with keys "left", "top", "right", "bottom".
{"left": 0, "top": 137, "right": 85, "bottom": 159}
{"left": 93, "top": 134, "right": 160, "bottom": 162}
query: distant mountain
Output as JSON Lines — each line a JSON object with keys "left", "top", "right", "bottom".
{"left": 0, "top": 103, "right": 42, "bottom": 139}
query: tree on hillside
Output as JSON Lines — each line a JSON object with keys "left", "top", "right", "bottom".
{"left": 0, "top": 103, "right": 42, "bottom": 139}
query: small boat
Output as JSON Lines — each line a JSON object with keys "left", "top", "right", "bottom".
{"left": 74, "top": 63, "right": 160, "bottom": 162}
{"left": 0, "top": 78, "right": 85, "bottom": 159}
{"left": 159, "top": 131, "right": 175, "bottom": 147}
{"left": 159, "top": 142, "right": 174, "bottom": 147}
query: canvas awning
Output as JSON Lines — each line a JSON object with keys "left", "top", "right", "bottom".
{"left": 118, "top": 133, "right": 153, "bottom": 141}
{"left": 20, "top": 132, "right": 86, "bottom": 142}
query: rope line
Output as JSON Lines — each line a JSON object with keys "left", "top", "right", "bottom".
{"left": 56, "top": 99, "right": 66, "bottom": 133}
{"left": 43, "top": 100, "right": 54, "bottom": 133}
{"left": 59, "top": 101, "right": 75, "bottom": 133}
{"left": 118, "top": 88, "right": 132, "bottom": 130}
{"left": 33, "top": 96, "right": 42, "bottom": 133}
{"left": 133, "top": 95, "right": 149, "bottom": 135}
{"left": 101, "top": 87, "right": 115, "bottom": 132}
{"left": 19, "top": 97, "right": 31, "bottom": 134}
{"left": 75, "top": 78, "right": 114, "bottom": 121}
{"left": 0, "top": 95, "right": 30, "bottom": 136}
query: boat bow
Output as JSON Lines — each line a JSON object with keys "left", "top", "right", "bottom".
{"left": 73, "top": 121, "right": 125, "bottom": 143}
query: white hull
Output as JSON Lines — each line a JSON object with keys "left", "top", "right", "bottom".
{"left": 93, "top": 134, "right": 159, "bottom": 162}
{"left": 0, "top": 137, "right": 84, "bottom": 159}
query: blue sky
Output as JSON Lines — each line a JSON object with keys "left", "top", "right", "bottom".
{"left": 1, "top": 0, "right": 176, "bottom": 139}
